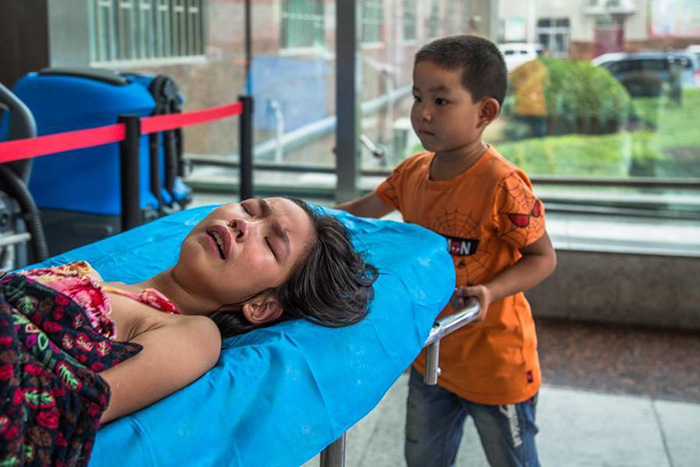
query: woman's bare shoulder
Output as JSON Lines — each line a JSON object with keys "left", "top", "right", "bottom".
{"left": 110, "top": 295, "right": 220, "bottom": 353}
{"left": 98, "top": 312, "right": 221, "bottom": 423}
{"left": 129, "top": 311, "right": 221, "bottom": 367}
{"left": 174, "top": 315, "right": 222, "bottom": 365}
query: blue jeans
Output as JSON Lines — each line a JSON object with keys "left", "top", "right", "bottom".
{"left": 405, "top": 367, "right": 540, "bottom": 467}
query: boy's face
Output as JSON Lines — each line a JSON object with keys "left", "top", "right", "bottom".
{"left": 411, "top": 61, "right": 484, "bottom": 154}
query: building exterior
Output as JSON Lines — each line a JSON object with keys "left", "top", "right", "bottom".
{"left": 0, "top": 0, "right": 499, "bottom": 166}
{"left": 499, "top": 0, "right": 700, "bottom": 60}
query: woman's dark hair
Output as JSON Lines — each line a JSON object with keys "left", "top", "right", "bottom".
{"left": 210, "top": 198, "right": 378, "bottom": 338}
{"left": 415, "top": 35, "right": 508, "bottom": 107}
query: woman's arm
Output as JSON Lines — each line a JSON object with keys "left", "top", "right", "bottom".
{"left": 99, "top": 314, "right": 221, "bottom": 424}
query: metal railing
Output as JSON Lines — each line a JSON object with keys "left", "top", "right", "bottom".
{"left": 187, "top": 156, "right": 700, "bottom": 189}
{"left": 187, "top": 155, "right": 700, "bottom": 220}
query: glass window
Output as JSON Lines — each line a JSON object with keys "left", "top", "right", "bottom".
{"left": 642, "top": 59, "right": 667, "bottom": 71}
{"left": 403, "top": 0, "right": 417, "bottom": 40}
{"left": 106, "top": 0, "right": 697, "bottom": 259}
{"left": 186, "top": 0, "right": 203, "bottom": 55}
{"left": 606, "top": 61, "right": 621, "bottom": 73}
{"left": 281, "top": 0, "right": 325, "bottom": 49}
{"left": 155, "top": 0, "right": 172, "bottom": 57}
{"left": 426, "top": 0, "right": 440, "bottom": 38}
{"left": 536, "top": 17, "right": 570, "bottom": 57}
{"left": 90, "top": 0, "right": 205, "bottom": 63}
{"left": 490, "top": 1, "right": 700, "bottom": 247}
{"left": 446, "top": 0, "right": 462, "bottom": 35}
{"left": 137, "top": 0, "right": 154, "bottom": 59}
{"left": 362, "top": 0, "right": 383, "bottom": 44}
{"left": 462, "top": 0, "right": 471, "bottom": 27}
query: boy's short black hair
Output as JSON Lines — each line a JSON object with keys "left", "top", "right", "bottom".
{"left": 415, "top": 35, "right": 508, "bottom": 107}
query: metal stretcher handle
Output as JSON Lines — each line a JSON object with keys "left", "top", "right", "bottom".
{"left": 422, "top": 297, "right": 481, "bottom": 385}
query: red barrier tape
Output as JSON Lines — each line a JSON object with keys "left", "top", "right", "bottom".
{"left": 141, "top": 101, "right": 243, "bottom": 134}
{"left": 0, "top": 100, "right": 244, "bottom": 163}
{"left": 0, "top": 124, "right": 125, "bottom": 163}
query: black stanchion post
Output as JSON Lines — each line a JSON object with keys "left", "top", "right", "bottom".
{"left": 239, "top": 95, "right": 254, "bottom": 201}
{"left": 118, "top": 115, "right": 142, "bottom": 231}
{"left": 245, "top": 0, "right": 252, "bottom": 88}
{"left": 149, "top": 133, "right": 164, "bottom": 216}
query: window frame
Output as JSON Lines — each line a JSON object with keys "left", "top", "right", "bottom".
{"left": 536, "top": 16, "right": 571, "bottom": 58}
{"left": 280, "top": 0, "right": 326, "bottom": 52}
{"left": 402, "top": 0, "right": 417, "bottom": 42}
{"left": 361, "top": 0, "right": 384, "bottom": 46}
{"left": 90, "top": 0, "right": 207, "bottom": 65}
{"left": 426, "top": 0, "right": 441, "bottom": 39}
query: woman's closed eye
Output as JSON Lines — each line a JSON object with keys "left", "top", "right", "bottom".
{"left": 265, "top": 238, "right": 277, "bottom": 260}
{"left": 241, "top": 204, "right": 254, "bottom": 216}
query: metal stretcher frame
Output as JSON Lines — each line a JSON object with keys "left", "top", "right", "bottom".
{"left": 317, "top": 298, "right": 481, "bottom": 467}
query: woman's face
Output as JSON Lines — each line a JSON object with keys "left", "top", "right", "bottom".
{"left": 175, "top": 197, "right": 314, "bottom": 308}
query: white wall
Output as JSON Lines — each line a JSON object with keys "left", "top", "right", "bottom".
{"left": 625, "top": 0, "right": 650, "bottom": 41}
{"left": 500, "top": 0, "right": 650, "bottom": 45}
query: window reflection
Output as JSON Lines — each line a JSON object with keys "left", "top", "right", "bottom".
{"left": 100, "top": 0, "right": 699, "bottom": 222}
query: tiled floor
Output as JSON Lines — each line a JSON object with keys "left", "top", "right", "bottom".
{"left": 536, "top": 317, "right": 700, "bottom": 403}
{"left": 304, "top": 320, "right": 700, "bottom": 467}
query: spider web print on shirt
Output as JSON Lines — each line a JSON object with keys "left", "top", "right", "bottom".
{"left": 495, "top": 174, "right": 544, "bottom": 248}
{"left": 430, "top": 208, "right": 493, "bottom": 285}
{"left": 380, "top": 170, "right": 400, "bottom": 207}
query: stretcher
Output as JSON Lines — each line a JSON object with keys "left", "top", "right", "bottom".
{"left": 32, "top": 204, "right": 479, "bottom": 466}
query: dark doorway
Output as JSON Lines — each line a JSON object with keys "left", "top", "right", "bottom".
{"left": 594, "top": 17, "right": 625, "bottom": 57}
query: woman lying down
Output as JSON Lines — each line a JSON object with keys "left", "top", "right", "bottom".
{"left": 0, "top": 197, "right": 377, "bottom": 465}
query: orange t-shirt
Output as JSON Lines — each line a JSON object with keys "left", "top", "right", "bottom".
{"left": 376, "top": 147, "right": 545, "bottom": 405}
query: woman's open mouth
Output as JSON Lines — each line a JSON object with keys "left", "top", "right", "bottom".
{"left": 206, "top": 225, "right": 232, "bottom": 260}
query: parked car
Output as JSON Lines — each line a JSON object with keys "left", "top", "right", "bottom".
{"left": 686, "top": 45, "right": 700, "bottom": 65}
{"left": 499, "top": 43, "right": 542, "bottom": 72}
{"left": 592, "top": 51, "right": 700, "bottom": 97}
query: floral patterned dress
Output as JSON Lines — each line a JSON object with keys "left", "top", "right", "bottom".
{"left": 0, "top": 261, "right": 179, "bottom": 466}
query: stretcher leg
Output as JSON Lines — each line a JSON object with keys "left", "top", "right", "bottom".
{"left": 319, "top": 432, "right": 346, "bottom": 467}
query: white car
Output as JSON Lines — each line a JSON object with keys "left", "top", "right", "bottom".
{"left": 686, "top": 45, "right": 700, "bottom": 64}
{"left": 498, "top": 43, "right": 542, "bottom": 72}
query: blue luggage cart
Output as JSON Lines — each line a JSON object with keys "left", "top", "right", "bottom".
{"left": 12, "top": 68, "right": 191, "bottom": 254}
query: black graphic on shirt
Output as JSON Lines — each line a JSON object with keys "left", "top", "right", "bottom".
{"left": 443, "top": 235, "right": 479, "bottom": 256}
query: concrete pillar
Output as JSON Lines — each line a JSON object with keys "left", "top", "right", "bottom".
{"left": 335, "top": 0, "right": 361, "bottom": 203}
{"left": 0, "top": 0, "right": 91, "bottom": 88}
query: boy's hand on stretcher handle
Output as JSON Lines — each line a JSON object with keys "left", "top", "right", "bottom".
{"left": 450, "top": 285, "right": 490, "bottom": 322}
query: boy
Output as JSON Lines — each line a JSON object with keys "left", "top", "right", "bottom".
{"left": 337, "top": 35, "right": 556, "bottom": 466}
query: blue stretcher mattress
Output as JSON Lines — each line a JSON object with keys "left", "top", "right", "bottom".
{"left": 32, "top": 205, "right": 454, "bottom": 466}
